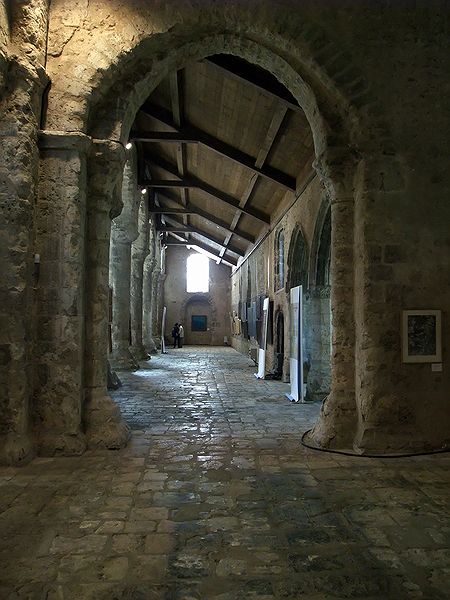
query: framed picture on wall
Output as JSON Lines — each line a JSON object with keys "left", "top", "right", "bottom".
{"left": 402, "top": 310, "right": 442, "bottom": 363}
{"left": 191, "top": 315, "right": 207, "bottom": 332}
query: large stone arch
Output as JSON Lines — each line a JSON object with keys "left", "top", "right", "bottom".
{"left": 33, "top": 2, "right": 450, "bottom": 458}
{"left": 42, "top": 8, "right": 364, "bottom": 455}
{"left": 45, "top": 4, "right": 374, "bottom": 151}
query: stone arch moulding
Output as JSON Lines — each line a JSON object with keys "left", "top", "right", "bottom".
{"left": 310, "top": 195, "right": 331, "bottom": 287}
{"left": 180, "top": 293, "right": 217, "bottom": 323}
{"left": 45, "top": 14, "right": 419, "bottom": 454}
{"left": 286, "top": 224, "right": 309, "bottom": 292}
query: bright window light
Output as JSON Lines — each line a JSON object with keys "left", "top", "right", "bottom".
{"left": 186, "top": 253, "right": 209, "bottom": 293}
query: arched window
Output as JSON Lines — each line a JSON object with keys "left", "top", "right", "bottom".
{"left": 186, "top": 253, "right": 209, "bottom": 293}
{"left": 286, "top": 226, "right": 309, "bottom": 290}
{"left": 316, "top": 207, "right": 331, "bottom": 286}
{"left": 274, "top": 229, "right": 285, "bottom": 291}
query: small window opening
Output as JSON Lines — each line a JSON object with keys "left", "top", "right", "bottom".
{"left": 187, "top": 253, "right": 209, "bottom": 293}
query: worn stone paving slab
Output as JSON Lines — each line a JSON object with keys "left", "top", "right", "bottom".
{"left": 0, "top": 347, "right": 449, "bottom": 599}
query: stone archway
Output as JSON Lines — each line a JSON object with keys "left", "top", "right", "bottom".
{"left": 40, "top": 21, "right": 361, "bottom": 454}
{"left": 40, "top": 4, "right": 438, "bottom": 457}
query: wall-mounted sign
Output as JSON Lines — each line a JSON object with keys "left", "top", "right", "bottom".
{"left": 402, "top": 310, "right": 442, "bottom": 363}
{"left": 192, "top": 315, "right": 207, "bottom": 331}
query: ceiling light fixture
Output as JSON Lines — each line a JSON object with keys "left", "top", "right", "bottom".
{"left": 141, "top": 188, "right": 147, "bottom": 195}
{"left": 125, "top": 142, "right": 132, "bottom": 150}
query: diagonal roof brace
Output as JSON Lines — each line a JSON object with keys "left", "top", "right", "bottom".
{"left": 136, "top": 103, "right": 296, "bottom": 191}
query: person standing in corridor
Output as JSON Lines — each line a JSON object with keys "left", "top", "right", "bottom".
{"left": 171, "top": 323, "right": 180, "bottom": 348}
{"left": 178, "top": 323, "right": 184, "bottom": 348}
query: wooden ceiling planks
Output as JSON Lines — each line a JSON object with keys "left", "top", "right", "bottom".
{"left": 132, "top": 55, "right": 315, "bottom": 265}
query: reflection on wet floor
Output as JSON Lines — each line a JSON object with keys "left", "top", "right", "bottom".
{"left": 1, "top": 347, "right": 449, "bottom": 599}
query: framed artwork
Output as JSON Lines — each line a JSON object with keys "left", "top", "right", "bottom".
{"left": 191, "top": 315, "right": 207, "bottom": 332}
{"left": 402, "top": 310, "right": 442, "bottom": 363}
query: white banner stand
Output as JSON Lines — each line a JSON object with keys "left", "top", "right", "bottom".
{"left": 286, "top": 285, "right": 304, "bottom": 402}
{"left": 161, "top": 306, "right": 167, "bottom": 354}
{"left": 255, "top": 297, "right": 270, "bottom": 379}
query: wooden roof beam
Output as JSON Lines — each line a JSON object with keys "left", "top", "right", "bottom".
{"left": 164, "top": 235, "right": 237, "bottom": 267}
{"left": 155, "top": 191, "right": 255, "bottom": 244}
{"left": 169, "top": 70, "right": 189, "bottom": 233}
{"left": 136, "top": 104, "right": 296, "bottom": 191}
{"left": 163, "top": 215, "right": 245, "bottom": 257}
{"left": 159, "top": 226, "right": 198, "bottom": 233}
{"left": 204, "top": 56, "right": 302, "bottom": 115}
{"left": 143, "top": 155, "right": 270, "bottom": 225}
{"left": 218, "top": 105, "right": 288, "bottom": 262}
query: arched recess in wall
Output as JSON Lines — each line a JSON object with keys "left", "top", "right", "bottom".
{"left": 180, "top": 293, "right": 217, "bottom": 346}
{"left": 286, "top": 226, "right": 309, "bottom": 291}
{"left": 310, "top": 196, "right": 331, "bottom": 287}
{"left": 316, "top": 207, "right": 332, "bottom": 287}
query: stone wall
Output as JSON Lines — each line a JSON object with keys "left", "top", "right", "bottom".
{"left": 164, "top": 246, "right": 231, "bottom": 347}
{"left": 231, "top": 176, "right": 331, "bottom": 399}
{"left": 0, "top": 1, "right": 8, "bottom": 91}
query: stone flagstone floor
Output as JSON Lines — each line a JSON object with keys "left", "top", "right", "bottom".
{"left": 0, "top": 346, "right": 449, "bottom": 599}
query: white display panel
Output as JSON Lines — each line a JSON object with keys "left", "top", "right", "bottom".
{"left": 255, "top": 297, "right": 270, "bottom": 379}
{"left": 286, "top": 285, "right": 304, "bottom": 402}
{"left": 161, "top": 306, "right": 167, "bottom": 354}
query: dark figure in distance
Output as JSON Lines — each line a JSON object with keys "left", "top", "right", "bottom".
{"left": 172, "top": 323, "right": 180, "bottom": 348}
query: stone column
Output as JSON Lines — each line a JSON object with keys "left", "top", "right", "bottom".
{"left": 84, "top": 140, "right": 130, "bottom": 449}
{"left": 0, "top": 58, "right": 47, "bottom": 464}
{"left": 148, "top": 266, "right": 160, "bottom": 351}
{"left": 308, "top": 150, "right": 358, "bottom": 449}
{"left": 109, "top": 149, "right": 140, "bottom": 371}
{"left": 143, "top": 222, "right": 158, "bottom": 353}
{"left": 130, "top": 197, "right": 150, "bottom": 360}
{"left": 34, "top": 131, "right": 91, "bottom": 455}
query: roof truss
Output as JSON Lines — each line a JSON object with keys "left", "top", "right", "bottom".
{"left": 135, "top": 103, "right": 296, "bottom": 191}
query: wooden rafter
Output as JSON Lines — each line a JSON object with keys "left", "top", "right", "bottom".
{"left": 154, "top": 191, "right": 255, "bottom": 244}
{"left": 219, "top": 105, "right": 288, "bottom": 262}
{"left": 169, "top": 70, "right": 189, "bottom": 235}
{"left": 161, "top": 215, "right": 245, "bottom": 257}
{"left": 136, "top": 104, "right": 296, "bottom": 191}
{"left": 143, "top": 154, "right": 270, "bottom": 225}
{"left": 164, "top": 234, "right": 237, "bottom": 267}
{"left": 204, "top": 56, "right": 302, "bottom": 114}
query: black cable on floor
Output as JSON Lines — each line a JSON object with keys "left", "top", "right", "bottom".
{"left": 300, "top": 429, "right": 450, "bottom": 459}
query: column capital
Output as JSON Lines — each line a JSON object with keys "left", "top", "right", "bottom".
{"left": 88, "top": 139, "right": 127, "bottom": 215}
{"left": 313, "top": 146, "right": 360, "bottom": 202}
{"left": 38, "top": 130, "right": 92, "bottom": 154}
{"left": 89, "top": 139, "right": 126, "bottom": 191}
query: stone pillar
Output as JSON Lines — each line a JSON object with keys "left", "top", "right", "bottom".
{"left": 84, "top": 140, "right": 130, "bottom": 449}
{"left": 143, "top": 223, "right": 158, "bottom": 353}
{"left": 109, "top": 149, "right": 140, "bottom": 371}
{"left": 352, "top": 157, "right": 413, "bottom": 452}
{"left": 34, "top": 131, "right": 91, "bottom": 455}
{"left": 0, "top": 58, "right": 47, "bottom": 464}
{"left": 130, "top": 197, "right": 150, "bottom": 360}
{"left": 152, "top": 268, "right": 161, "bottom": 348}
{"left": 308, "top": 150, "right": 358, "bottom": 449}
